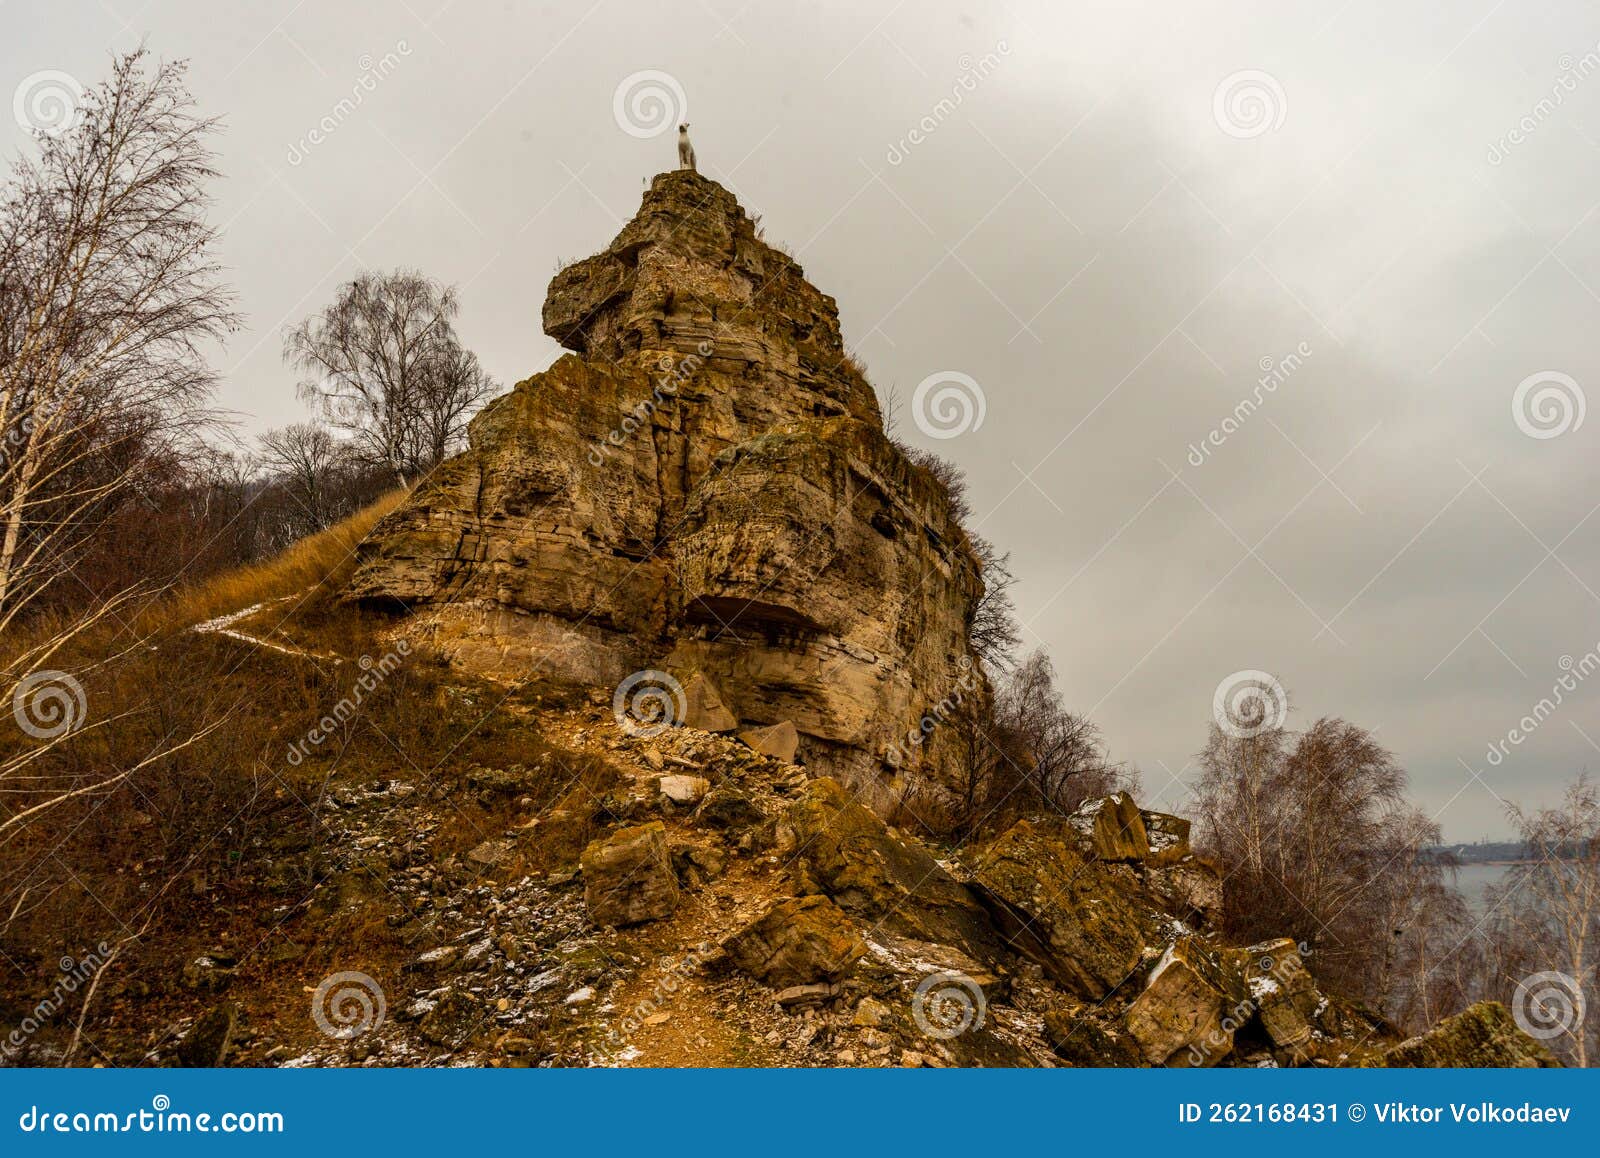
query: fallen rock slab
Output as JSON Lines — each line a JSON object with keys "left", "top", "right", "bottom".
{"left": 1123, "top": 939, "right": 1236, "bottom": 1066}
{"left": 1067, "top": 792, "right": 1149, "bottom": 862}
{"left": 779, "top": 778, "right": 1000, "bottom": 962}
{"left": 1140, "top": 809, "right": 1192, "bottom": 867}
{"left": 722, "top": 895, "right": 866, "bottom": 988}
{"left": 657, "top": 774, "right": 710, "bottom": 805}
{"left": 1381, "top": 1001, "right": 1559, "bottom": 1067}
{"left": 972, "top": 818, "right": 1162, "bottom": 999}
{"left": 737, "top": 720, "right": 799, "bottom": 763}
{"left": 581, "top": 821, "right": 680, "bottom": 927}
{"left": 681, "top": 672, "right": 737, "bottom": 732}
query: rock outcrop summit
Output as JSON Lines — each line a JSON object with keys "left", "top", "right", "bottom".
{"left": 347, "top": 170, "right": 986, "bottom": 818}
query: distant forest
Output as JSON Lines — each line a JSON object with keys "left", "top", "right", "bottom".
{"left": 1426, "top": 840, "right": 1592, "bottom": 864}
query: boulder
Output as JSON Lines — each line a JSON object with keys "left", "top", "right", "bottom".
{"left": 722, "top": 895, "right": 866, "bottom": 988}
{"left": 1140, "top": 810, "right": 1192, "bottom": 867}
{"left": 176, "top": 1003, "right": 237, "bottom": 1067}
{"left": 1225, "top": 938, "right": 1318, "bottom": 1053}
{"left": 1147, "top": 858, "right": 1223, "bottom": 928}
{"left": 671, "top": 842, "right": 727, "bottom": 887}
{"left": 180, "top": 952, "right": 237, "bottom": 994}
{"left": 681, "top": 672, "right": 737, "bottom": 733}
{"left": 971, "top": 819, "right": 1162, "bottom": 999}
{"left": 581, "top": 821, "right": 680, "bottom": 927}
{"left": 1123, "top": 939, "right": 1237, "bottom": 1066}
{"left": 419, "top": 987, "right": 486, "bottom": 1050}
{"left": 779, "top": 778, "right": 999, "bottom": 962}
{"left": 738, "top": 720, "right": 799, "bottom": 763}
{"left": 1044, "top": 1006, "right": 1143, "bottom": 1067}
{"left": 1067, "top": 793, "right": 1149, "bottom": 862}
{"left": 657, "top": 774, "right": 710, "bottom": 805}
{"left": 1381, "top": 1002, "right": 1560, "bottom": 1068}
{"left": 693, "top": 785, "right": 766, "bottom": 830}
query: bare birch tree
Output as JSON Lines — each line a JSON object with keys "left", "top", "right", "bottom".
{"left": 0, "top": 49, "right": 237, "bottom": 625}
{"left": 283, "top": 271, "right": 493, "bottom": 487}
{"left": 1490, "top": 775, "right": 1599, "bottom": 1066}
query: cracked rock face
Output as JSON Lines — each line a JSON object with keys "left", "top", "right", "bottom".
{"left": 345, "top": 169, "right": 988, "bottom": 818}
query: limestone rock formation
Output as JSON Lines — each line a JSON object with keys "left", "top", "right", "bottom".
{"left": 972, "top": 818, "right": 1163, "bottom": 999}
{"left": 581, "top": 821, "right": 679, "bottom": 926}
{"left": 345, "top": 169, "right": 987, "bottom": 819}
{"left": 1381, "top": 1002, "right": 1560, "bottom": 1068}
{"left": 778, "top": 777, "right": 1000, "bottom": 963}
{"left": 722, "top": 894, "right": 867, "bottom": 988}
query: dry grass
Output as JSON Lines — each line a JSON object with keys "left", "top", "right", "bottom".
{"left": 168, "top": 488, "right": 405, "bottom": 629}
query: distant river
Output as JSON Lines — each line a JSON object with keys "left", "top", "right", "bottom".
{"left": 1452, "top": 863, "right": 1518, "bottom": 916}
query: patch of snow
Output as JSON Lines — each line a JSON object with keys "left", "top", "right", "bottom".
{"left": 1248, "top": 975, "right": 1281, "bottom": 1000}
{"left": 1144, "top": 943, "right": 1179, "bottom": 989}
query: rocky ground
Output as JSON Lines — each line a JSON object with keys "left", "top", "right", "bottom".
{"left": 14, "top": 645, "right": 1549, "bottom": 1070}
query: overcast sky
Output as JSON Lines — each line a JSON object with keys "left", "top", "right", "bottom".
{"left": 10, "top": 0, "right": 1600, "bottom": 840}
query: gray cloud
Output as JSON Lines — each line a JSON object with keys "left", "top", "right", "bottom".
{"left": 9, "top": 0, "right": 1598, "bottom": 838}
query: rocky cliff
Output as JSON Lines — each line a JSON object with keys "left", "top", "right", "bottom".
{"left": 346, "top": 170, "right": 986, "bottom": 818}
